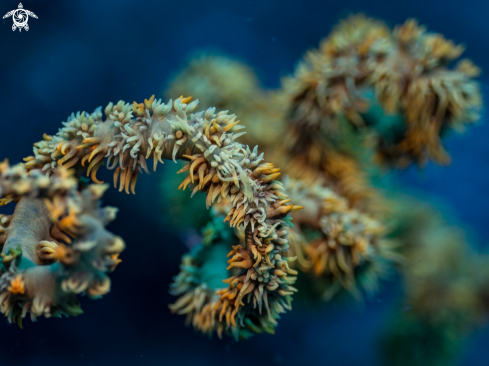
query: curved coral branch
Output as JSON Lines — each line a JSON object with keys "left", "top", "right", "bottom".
{"left": 15, "top": 96, "right": 301, "bottom": 336}
{"left": 170, "top": 211, "right": 297, "bottom": 339}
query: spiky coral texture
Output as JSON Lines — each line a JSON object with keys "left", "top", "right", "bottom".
{"left": 371, "top": 19, "right": 481, "bottom": 166}
{"left": 158, "top": 16, "right": 486, "bottom": 361}
{"left": 163, "top": 16, "right": 482, "bottom": 308}
{"left": 4, "top": 95, "right": 301, "bottom": 337}
{"left": 0, "top": 162, "right": 122, "bottom": 324}
{"left": 284, "top": 178, "right": 399, "bottom": 300}
{"left": 165, "top": 55, "right": 283, "bottom": 148}
{"left": 170, "top": 213, "right": 297, "bottom": 339}
{"left": 282, "top": 14, "right": 481, "bottom": 168}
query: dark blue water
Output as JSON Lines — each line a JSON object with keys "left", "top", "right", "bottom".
{"left": 0, "top": 0, "right": 488, "bottom": 365}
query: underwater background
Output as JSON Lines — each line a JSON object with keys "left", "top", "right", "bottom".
{"left": 0, "top": 0, "right": 488, "bottom": 365}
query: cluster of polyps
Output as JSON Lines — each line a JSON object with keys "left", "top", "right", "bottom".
{"left": 282, "top": 15, "right": 481, "bottom": 168}
{"left": 163, "top": 98, "right": 302, "bottom": 337}
{"left": 0, "top": 163, "right": 123, "bottom": 325}
{"left": 2, "top": 95, "right": 303, "bottom": 336}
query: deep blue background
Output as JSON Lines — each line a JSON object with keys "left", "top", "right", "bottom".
{"left": 0, "top": 0, "right": 488, "bottom": 365}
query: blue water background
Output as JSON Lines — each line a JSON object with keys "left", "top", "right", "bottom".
{"left": 0, "top": 0, "right": 488, "bottom": 365}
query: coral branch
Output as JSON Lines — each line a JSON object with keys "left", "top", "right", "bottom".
{"left": 170, "top": 211, "right": 297, "bottom": 339}
{"left": 0, "top": 163, "right": 123, "bottom": 324}
{"left": 4, "top": 96, "right": 300, "bottom": 337}
{"left": 285, "top": 178, "right": 400, "bottom": 300}
{"left": 281, "top": 15, "right": 481, "bottom": 169}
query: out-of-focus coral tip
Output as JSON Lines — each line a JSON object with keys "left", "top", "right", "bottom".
{"left": 0, "top": 159, "right": 10, "bottom": 172}
{"left": 182, "top": 154, "right": 197, "bottom": 160}
{"left": 8, "top": 275, "right": 25, "bottom": 295}
{"left": 291, "top": 205, "right": 304, "bottom": 212}
{"left": 144, "top": 95, "right": 156, "bottom": 108}
{"left": 268, "top": 204, "right": 294, "bottom": 218}
{"left": 55, "top": 245, "right": 77, "bottom": 265}
{"left": 110, "top": 254, "right": 122, "bottom": 269}
{"left": 89, "top": 184, "right": 109, "bottom": 199}
{"left": 132, "top": 101, "right": 145, "bottom": 114}
{"left": 42, "top": 133, "right": 53, "bottom": 141}
{"left": 110, "top": 253, "right": 122, "bottom": 262}
{"left": 263, "top": 172, "right": 281, "bottom": 182}
{"left": 458, "top": 59, "right": 481, "bottom": 77}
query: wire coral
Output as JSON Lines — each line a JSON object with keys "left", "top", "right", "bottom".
{"left": 370, "top": 19, "right": 482, "bottom": 166}
{"left": 2, "top": 13, "right": 482, "bottom": 353}
{"left": 161, "top": 55, "right": 284, "bottom": 236}
{"left": 0, "top": 161, "right": 122, "bottom": 324}
{"left": 285, "top": 178, "right": 399, "bottom": 300}
{"left": 2, "top": 95, "right": 301, "bottom": 338}
{"left": 169, "top": 210, "right": 297, "bottom": 339}
{"left": 165, "top": 54, "right": 284, "bottom": 148}
{"left": 161, "top": 15, "right": 485, "bottom": 359}
{"left": 274, "top": 15, "right": 390, "bottom": 209}
{"left": 280, "top": 14, "right": 388, "bottom": 141}
{"left": 162, "top": 25, "right": 403, "bottom": 305}
{"left": 380, "top": 201, "right": 487, "bottom": 366}
{"left": 280, "top": 14, "right": 481, "bottom": 169}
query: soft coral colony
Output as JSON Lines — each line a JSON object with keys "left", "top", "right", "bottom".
{"left": 0, "top": 96, "right": 301, "bottom": 337}
{"left": 0, "top": 13, "right": 484, "bottom": 350}
{"left": 164, "top": 13, "right": 487, "bottom": 357}
{"left": 279, "top": 14, "right": 480, "bottom": 170}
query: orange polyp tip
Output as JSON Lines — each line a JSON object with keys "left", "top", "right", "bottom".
{"left": 291, "top": 205, "right": 304, "bottom": 212}
{"left": 110, "top": 254, "right": 122, "bottom": 266}
{"left": 180, "top": 96, "right": 192, "bottom": 104}
{"left": 145, "top": 95, "right": 155, "bottom": 104}
{"left": 222, "top": 120, "right": 240, "bottom": 132}
{"left": 91, "top": 166, "right": 104, "bottom": 184}
{"left": 8, "top": 276, "right": 25, "bottom": 295}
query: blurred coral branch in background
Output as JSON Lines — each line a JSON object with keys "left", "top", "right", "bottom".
{"left": 164, "top": 14, "right": 486, "bottom": 365}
